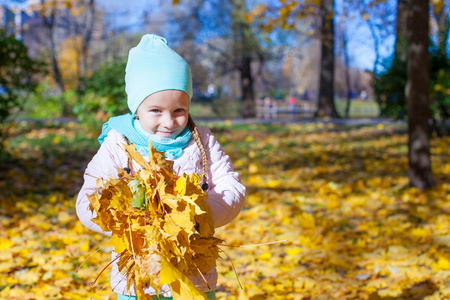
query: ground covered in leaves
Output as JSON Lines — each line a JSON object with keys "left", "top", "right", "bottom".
{"left": 0, "top": 120, "right": 449, "bottom": 300}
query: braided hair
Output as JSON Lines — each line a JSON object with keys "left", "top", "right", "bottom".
{"left": 187, "top": 114, "right": 209, "bottom": 191}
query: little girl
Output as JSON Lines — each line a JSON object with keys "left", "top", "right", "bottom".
{"left": 76, "top": 34, "right": 246, "bottom": 300}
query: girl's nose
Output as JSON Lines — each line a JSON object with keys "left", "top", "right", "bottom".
{"left": 162, "top": 114, "right": 176, "bottom": 128}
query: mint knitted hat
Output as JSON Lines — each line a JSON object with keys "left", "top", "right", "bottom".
{"left": 125, "top": 34, "right": 193, "bottom": 114}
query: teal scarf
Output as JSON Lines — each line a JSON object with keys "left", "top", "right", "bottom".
{"left": 98, "top": 114, "right": 192, "bottom": 160}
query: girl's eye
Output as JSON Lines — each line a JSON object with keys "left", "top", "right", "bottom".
{"left": 174, "top": 108, "right": 184, "bottom": 113}
{"left": 150, "top": 109, "right": 161, "bottom": 113}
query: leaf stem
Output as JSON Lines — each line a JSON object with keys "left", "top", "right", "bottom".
{"left": 128, "top": 215, "right": 138, "bottom": 264}
{"left": 90, "top": 249, "right": 127, "bottom": 286}
{"left": 76, "top": 244, "right": 107, "bottom": 273}
{"left": 220, "top": 240, "right": 288, "bottom": 248}
{"left": 219, "top": 248, "right": 243, "bottom": 289}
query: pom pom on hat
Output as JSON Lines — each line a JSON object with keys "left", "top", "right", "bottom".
{"left": 125, "top": 34, "right": 193, "bottom": 114}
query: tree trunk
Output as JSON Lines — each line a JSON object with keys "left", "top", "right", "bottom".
{"left": 315, "top": 0, "right": 339, "bottom": 118}
{"left": 232, "top": 0, "right": 256, "bottom": 118}
{"left": 79, "top": 0, "right": 96, "bottom": 91}
{"left": 41, "top": 0, "right": 65, "bottom": 94}
{"left": 395, "top": 0, "right": 408, "bottom": 61}
{"left": 406, "top": 0, "right": 434, "bottom": 189}
{"left": 241, "top": 55, "right": 255, "bottom": 118}
{"left": 342, "top": 22, "right": 351, "bottom": 118}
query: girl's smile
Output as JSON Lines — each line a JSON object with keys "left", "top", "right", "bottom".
{"left": 136, "top": 90, "right": 190, "bottom": 139}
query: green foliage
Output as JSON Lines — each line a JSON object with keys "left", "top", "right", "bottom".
{"left": 429, "top": 46, "right": 450, "bottom": 133}
{"left": 374, "top": 42, "right": 450, "bottom": 131}
{"left": 25, "top": 84, "right": 62, "bottom": 118}
{"left": 72, "top": 92, "right": 114, "bottom": 133}
{"left": 74, "top": 58, "right": 128, "bottom": 132}
{"left": 374, "top": 43, "right": 450, "bottom": 130}
{"left": 0, "top": 34, "right": 45, "bottom": 121}
{"left": 373, "top": 55, "right": 407, "bottom": 119}
{"left": 22, "top": 84, "right": 79, "bottom": 119}
{"left": 80, "top": 57, "right": 127, "bottom": 103}
{"left": 0, "top": 31, "right": 46, "bottom": 159}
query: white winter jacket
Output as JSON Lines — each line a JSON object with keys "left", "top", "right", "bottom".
{"left": 76, "top": 125, "right": 246, "bottom": 297}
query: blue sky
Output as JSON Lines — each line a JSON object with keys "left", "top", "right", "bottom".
{"left": 343, "top": 15, "right": 396, "bottom": 71}
{"left": 0, "top": 0, "right": 27, "bottom": 9}
{"left": 334, "top": 0, "right": 397, "bottom": 71}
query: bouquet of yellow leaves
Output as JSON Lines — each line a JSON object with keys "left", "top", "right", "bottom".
{"left": 87, "top": 143, "right": 224, "bottom": 300}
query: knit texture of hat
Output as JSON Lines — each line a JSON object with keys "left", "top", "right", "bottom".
{"left": 125, "top": 34, "right": 193, "bottom": 114}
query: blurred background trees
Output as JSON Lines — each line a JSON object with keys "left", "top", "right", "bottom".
{"left": 0, "top": 0, "right": 372, "bottom": 123}
{"left": 0, "top": 28, "right": 45, "bottom": 156}
{"left": 0, "top": 0, "right": 449, "bottom": 188}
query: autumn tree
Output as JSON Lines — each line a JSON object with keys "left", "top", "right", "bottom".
{"left": 251, "top": 0, "right": 340, "bottom": 118}
{"left": 406, "top": 0, "right": 434, "bottom": 189}
{"left": 231, "top": 0, "right": 259, "bottom": 118}
{"left": 375, "top": 0, "right": 449, "bottom": 188}
{"left": 30, "top": 0, "right": 97, "bottom": 96}
{"left": 168, "top": 0, "right": 263, "bottom": 118}
{"left": 79, "top": 0, "right": 96, "bottom": 89}
{"left": 337, "top": 16, "right": 352, "bottom": 118}
{"left": 315, "top": 0, "right": 339, "bottom": 118}
{"left": 153, "top": 0, "right": 214, "bottom": 98}
{"left": 38, "top": 0, "right": 65, "bottom": 94}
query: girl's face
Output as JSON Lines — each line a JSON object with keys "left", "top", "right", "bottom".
{"left": 136, "top": 90, "right": 190, "bottom": 139}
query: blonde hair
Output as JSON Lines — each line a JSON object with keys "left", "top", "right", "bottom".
{"left": 187, "top": 114, "right": 209, "bottom": 191}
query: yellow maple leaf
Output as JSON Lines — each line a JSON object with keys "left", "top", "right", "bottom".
{"left": 110, "top": 234, "right": 127, "bottom": 254}
{"left": 164, "top": 212, "right": 195, "bottom": 236}
{"left": 160, "top": 258, "right": 208, "bottom": 300}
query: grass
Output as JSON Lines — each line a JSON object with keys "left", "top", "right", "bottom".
{"left": 335, "top": 98, "right": 380, "bottom": 118}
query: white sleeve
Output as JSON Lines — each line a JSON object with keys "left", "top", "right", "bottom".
{"left": 202, "top": 128, "right": 246, "bottom": 228}
{"left": 76, "top": 131, "right": 128, "bottom": 236}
